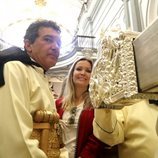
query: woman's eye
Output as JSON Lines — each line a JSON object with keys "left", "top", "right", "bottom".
{"left": 75, "top": 68, "right": 91, "bottom": 73}
{"left": 76, "top": 68, "right": 82, "bottom": 71}
{"left": 86, "top": 69, "right": 92, "bottom": 73}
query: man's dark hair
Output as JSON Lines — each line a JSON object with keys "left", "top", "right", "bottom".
{"left": 24, "top": 19, "right": 61, "bottom": 43}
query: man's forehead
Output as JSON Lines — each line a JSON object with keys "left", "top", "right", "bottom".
{"left": 38, "top": 31, "right": 61, "bottom": 41}
{"left": 38, "top": 27, "right": 60, "bottom": 36}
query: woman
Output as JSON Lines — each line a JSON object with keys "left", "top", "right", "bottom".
{"left": 56, "top": 57, "right": 117, "bottom": 158}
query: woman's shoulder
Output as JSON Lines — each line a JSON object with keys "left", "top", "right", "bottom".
{"left": 55, "top": 98, "right": 64, "bottom": 111}
{"left": 80, "top": 106, "right": 94, "bottom": 122}
{"left": 55, "top": 97, "right": 63, "bottom": 105}
{"left": 55, "top": 98, "right": 65, "bottom": 118}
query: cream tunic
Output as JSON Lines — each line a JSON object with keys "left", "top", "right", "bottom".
{"left": 0, "top": 61, "right": 56, "bottom": 158}
{"left": 93, "top": 100, "right": 158, "bottom": 158}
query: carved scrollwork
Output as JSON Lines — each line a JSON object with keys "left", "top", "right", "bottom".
{"left": 89, "top": 30, "right": 140, "bottom": 109}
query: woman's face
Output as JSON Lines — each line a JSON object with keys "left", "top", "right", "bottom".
{"left": 73, "top": 60, "right": 92, "bottom": 89}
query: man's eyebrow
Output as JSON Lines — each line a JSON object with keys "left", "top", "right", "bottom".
{"left": 43, "top": 35, "right": 61, "bottom": 41}
{"left": 43, "top": 35, "right": 57, "bottom": 38}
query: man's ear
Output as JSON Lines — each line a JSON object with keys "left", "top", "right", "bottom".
{"left": 24, "top": 39, "right": 32, "bottom": 53}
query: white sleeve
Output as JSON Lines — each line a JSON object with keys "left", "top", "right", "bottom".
{"left": 0, "top": 62, "right": 47, "bottom": 158}
{"left": 93, "top": 108, "right": 125, "bottom": 146}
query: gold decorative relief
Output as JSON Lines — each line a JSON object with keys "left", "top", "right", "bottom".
{"left": 34, "top": 0, "right": 47, "bottom": 7}
{"left": 89, "top": 30, "right": 140, "bottom": 109}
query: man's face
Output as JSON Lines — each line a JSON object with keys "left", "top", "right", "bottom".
{"left": 24, "top": 27, "right": 61, "bottom": 70}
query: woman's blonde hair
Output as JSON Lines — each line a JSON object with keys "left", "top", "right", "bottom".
{"left": 62, "top": 57, "right": 93, "bottom": 110}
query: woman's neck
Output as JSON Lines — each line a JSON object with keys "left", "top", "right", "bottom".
{"left": 75, "top": 88, "right": 86, "bottom": 106}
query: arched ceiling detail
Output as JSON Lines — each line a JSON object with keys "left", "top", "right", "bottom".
{"left": 0, "top": 0, "right": 85, "bottom": 55}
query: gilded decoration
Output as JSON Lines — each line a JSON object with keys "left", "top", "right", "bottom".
{"left": 34, "top": 0, "right": 47, "bottom": 7}
{"left": 89, "top": 30, "right": 140, "bottom": 109}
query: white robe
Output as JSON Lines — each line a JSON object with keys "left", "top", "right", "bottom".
{"left": 0, "top": 61, "right": 56, "bottom": 158}
{"left": 93, "top": 100, "right": 158, "bottom": 158}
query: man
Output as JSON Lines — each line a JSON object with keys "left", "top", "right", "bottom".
{"left": 0, "top": 20, "right": 61, "bottom": 158}
{"left": 90, "top": 28, "right": 158, "bottom": 158}
{"left": 93, "top": 101, "right": 158, "bottom": 158}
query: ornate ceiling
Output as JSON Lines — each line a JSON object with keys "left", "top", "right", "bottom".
{"left": 0, "top": 0, "right": 85, "bottom": 55}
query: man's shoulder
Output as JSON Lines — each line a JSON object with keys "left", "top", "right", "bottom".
{"left": 5, "top": 60, "right": 29, "bottom": 70}
{"left": 4, "top": 61, "right": 34, "bottom": 77}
